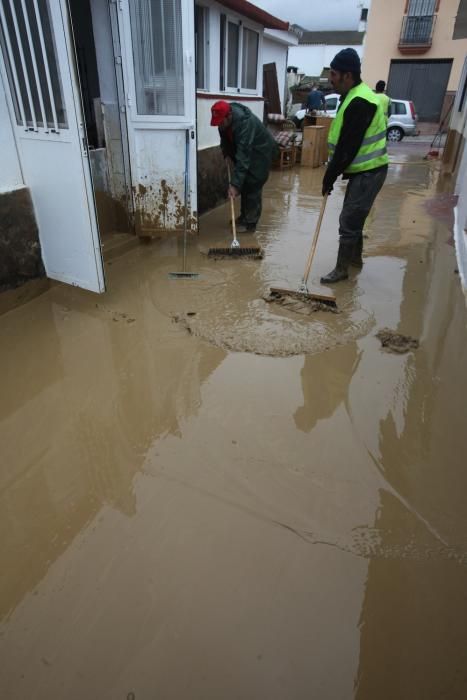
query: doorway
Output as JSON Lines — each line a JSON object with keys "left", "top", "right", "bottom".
{"left": 387, "top": 59, "right": 453, "bottom": 122}
{"left": 0, "top": 0, "right": 105, "bottom": 292}
{"left": 68, "top": 0, "right": 134, "bottom": 249}
{"left": 69, "top": 0, "right": 198, "bottom": 240}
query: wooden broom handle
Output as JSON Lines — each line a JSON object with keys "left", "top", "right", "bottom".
{"left": 302, "top": 194, "right": 328, "bottom": 285}
{"left": 227, "top": 162, "right": 238, "bottom": 244}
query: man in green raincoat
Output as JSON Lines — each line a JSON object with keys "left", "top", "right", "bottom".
{"left": 211, "top": 100, "right": 279, "bottom": 232}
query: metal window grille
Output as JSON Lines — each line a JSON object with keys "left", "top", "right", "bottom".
{"left": 407, "top": 0, "right": 436, "bottom": 15}
{"left": 0, "top": 0, "right": 67, "bottom": 130}
{"left": 400, "top": 14, "right": 436, "bottom": 43}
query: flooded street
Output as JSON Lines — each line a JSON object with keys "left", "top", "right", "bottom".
{"left": 1, "top": 146, "right": 467, "bottom": 699}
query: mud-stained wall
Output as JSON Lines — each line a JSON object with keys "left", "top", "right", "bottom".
{"left": 0, "top": 187, "right": 45, "bottom": 293}
{"left": 132, "top": 180, "right": 198, "bottom": 236}
{"left": 197, "top": 146, "right": 229, "bottom": 214}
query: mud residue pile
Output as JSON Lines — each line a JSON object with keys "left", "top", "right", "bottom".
{"left": 376, "top": 328, "right": 419, "bottom": 354}
{"left": 263, "top": 291, "right": 339, "bottom": 316}
{"left": 172, "top": 301, "right": 373, "bottom": 357}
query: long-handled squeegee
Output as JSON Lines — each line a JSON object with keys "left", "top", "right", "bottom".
{"left": 169, "top": 130, "right": 200, "bottom": 279}
{"left": 270, "top": 194, "right": 337, "bottom": 308}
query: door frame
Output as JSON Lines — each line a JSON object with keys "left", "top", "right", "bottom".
{"left": 107, "top": 0, "right": 135, "bottom": 226}
{"left": 113, "top": 0, "right": 198, "bottom": 231}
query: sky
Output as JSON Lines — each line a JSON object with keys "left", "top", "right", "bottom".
{"left": 252, "top": 0, "right": 366, "bottom": 30}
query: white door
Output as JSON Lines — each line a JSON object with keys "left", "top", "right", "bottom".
{"left": 0, "top": 0, "right": 105, "bottom": 292}
{"left": 116, "top": 0, "right": 197, "bottom": 236}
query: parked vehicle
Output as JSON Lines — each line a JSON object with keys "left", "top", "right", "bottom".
{"left": 292, "top": 94, "right": 419, "bottom": 142}
{"left": 386, "top": 99, "right": 419, "bottom": 141}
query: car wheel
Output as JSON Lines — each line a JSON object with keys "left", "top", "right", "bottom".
{"left": 387, "top": 126, "right": 404, "bottom": 142}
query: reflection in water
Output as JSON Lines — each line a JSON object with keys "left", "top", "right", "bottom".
{"left": 353, "top": 181, "right": 467, "bottom": 698}
{"left": 294, "top": 343, "right": 361, "bottom": 433}
{"left": 0, "top": 279, "right": 226, "bottom": 622}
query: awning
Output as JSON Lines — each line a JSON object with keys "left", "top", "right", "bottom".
{"left": 216, "top": 0, "right": 289, "bottom": 31}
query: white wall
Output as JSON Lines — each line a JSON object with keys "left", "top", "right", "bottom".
{"left": 0, "top": 75, "right": 23, "bottom": 192}
{"left": 288, "top": 43, "right": 364, "bottom": 78}
{"left": 263, "top": 37, "right": 288, "bottom": 113}
{"left": 197, "top": 97, "right": 264, "bottom": 150}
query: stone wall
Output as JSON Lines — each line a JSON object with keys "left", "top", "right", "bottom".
{"left": 0, "top": 187, "right": 45, "bottom": 293}
{"left": 197, "top": 146, "right": 229, "bottom": 214}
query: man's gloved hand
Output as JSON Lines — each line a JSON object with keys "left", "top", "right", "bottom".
{"left": 322, "top": 170, "right": 336, "bottom": 197}
{"left": 228, "top": 184, "right": 240, "bottom": 199}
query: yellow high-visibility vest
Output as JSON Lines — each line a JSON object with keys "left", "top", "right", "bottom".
{"left": 328, "top": 82, "right": 389, "bottom": 174}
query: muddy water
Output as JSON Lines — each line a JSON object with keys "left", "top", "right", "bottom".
{"left": 1, "top": 149, "right": 467, "bottom": 699}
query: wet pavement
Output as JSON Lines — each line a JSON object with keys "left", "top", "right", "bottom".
{"left": 1, "top": 145, "right": 467, "bottom": 699}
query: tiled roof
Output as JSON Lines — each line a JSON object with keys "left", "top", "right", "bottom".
{"left": 296, "top": 30, "right": 365, "bottom": 46}
{"left": 217, "top": 0, "right": 289, "bottom": 30}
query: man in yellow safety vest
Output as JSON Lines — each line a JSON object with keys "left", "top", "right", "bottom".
{"left": 375, "top": 80, "right": 391, "bottom": 125}
{"left": 321, "top": 49, "right": 389, "bottom": 284}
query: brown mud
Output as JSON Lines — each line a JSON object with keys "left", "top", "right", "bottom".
{"left": 133, "top": 180, "right": 198, "bottom": 235}
{"left": 263, "top": 289, "right": 339, "bottom": 315}
{"left": 1, "top": 149, "right": 467, "bottom": 699}
{"left": 94, "top": 190, "right": 131, "bottom": 238}
{"left": 376, "top": 328, "right": 420, "bottom": 353}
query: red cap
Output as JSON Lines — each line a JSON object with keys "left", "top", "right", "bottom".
{"left": 211, "top": 100, "right": 231, "bottom": 126}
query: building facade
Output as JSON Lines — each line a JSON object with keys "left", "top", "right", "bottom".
{"left": 363, "top": 0, "right": 467, "bottom": 122}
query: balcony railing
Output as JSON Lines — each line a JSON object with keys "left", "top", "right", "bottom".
{"left": 399, "top": 14, "right": 436, "bottom": 47}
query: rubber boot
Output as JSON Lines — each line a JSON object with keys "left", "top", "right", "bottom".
{"left": 229, "top": 215, "right": 246, "bottom": 226}
{"left": 237, "top": 223, "right": 257, "bottom": 233}
{"left": 350, "top": 236, "right": 363, "bottom": 268}
{"left": 320, "top": 240, "right": 354, "bottom": 284}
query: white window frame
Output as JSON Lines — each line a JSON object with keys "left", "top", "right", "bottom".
{"left": 221, "top": 14, "right": 261, "bottom": 96}
{"left": 241, "top": 26, "right": 260, "bottom": 92}
{"left": 195, "top": 3, "right": 210, "bottom": 92}
{"left": 120, "top": 0, "right": 194, "bottom": 125}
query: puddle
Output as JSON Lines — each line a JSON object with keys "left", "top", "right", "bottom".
{"left": 1, "top": 154, "right": 467, "bottom": 700}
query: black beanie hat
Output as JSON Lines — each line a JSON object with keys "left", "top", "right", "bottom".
{"left": 330, "top": 48, "right": 361, "bottom": 74}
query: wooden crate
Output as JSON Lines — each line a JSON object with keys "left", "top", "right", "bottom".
{"left": 301, "top": 126, "right": 325, "bottom": 168}
{"left": 315, "top": 116, "right": 333, "bottom": 165}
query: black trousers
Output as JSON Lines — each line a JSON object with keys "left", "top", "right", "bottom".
{"left": 240, "top": 185, "right": 264, "bottom": 226}
{"left": 339, "top": 166, "right": 388, "bottom": 244}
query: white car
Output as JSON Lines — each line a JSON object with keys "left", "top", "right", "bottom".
{"left": 292, "top": 93, "right": 418, "bottom": 142}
